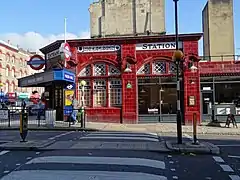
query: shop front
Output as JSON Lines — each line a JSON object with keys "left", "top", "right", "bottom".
{"left": 39, "top": 33, "right": 202, "bottom": 124}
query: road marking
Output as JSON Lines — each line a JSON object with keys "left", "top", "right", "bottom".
{"left": 48, "top": 131, "right": 74, "bottom": 140}
{"left": 183, "top": 133, "right": 192, "bottom": 139}
{"left": 25, "top": 156, "right": 166, "bottom": 169}
{"left": 212, "top": 156, "right": 225, "bottom": 163}
{"left": 228, "top": 155, "right": 240, "bottom": 159}
{"left": 216, "top": 144, "right": 240, "bottom": 147}
{"left": 3, "top": 171, "right": 9, "bottom": 174}
{"left": 16, "top": 164, "right": 21, "bottom": 166}
{"left": 229, "top": 175, "right": 240, "bottom": 180}
{"left": 80, "top": 136, "right": 159, "bottom": 141}
{"left": 220, "top": 164, "right": 234, "bottom": 172}
{"left": 0, "top": 151, "right": 9, "bottom": 156}
{"left": 87, "top": 133, "right": 159, "bottom": 139}
{"left": 0, "top": 170, "right": 168, "bottom": 180}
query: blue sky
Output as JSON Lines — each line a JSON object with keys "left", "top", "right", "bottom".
{"left": 0, "top": 0, "right": 239, "bottom": 55}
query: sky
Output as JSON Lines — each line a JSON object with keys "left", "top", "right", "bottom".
{"left": 0, "top": 0, "right": 239, "bottom": 55}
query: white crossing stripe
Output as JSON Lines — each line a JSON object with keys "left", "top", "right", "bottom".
{"left": 80, "top": 136, "right": 159, "bottom": 141}
{"left": 0, "top": 170, "right": 168, "bottom": 180}
{"left": 220, "top": 164, "right": 234, "bottom": 172}
{"left": 212, "top": 156, "right": 225, "bottom": 163}
{"left": 88, "top": 133, "right": 159, "bottom": 139}
{"left": 229, "top": 175, "right": 240, "bottom": 180}
{"left": 0, "top": 151, "right": 9, "bottom": 156}
{"left": 228, "top": 155, "right": 240, "bottom": 159}
{"left": 25, "top": 156, "right": 166, "bottom": 169}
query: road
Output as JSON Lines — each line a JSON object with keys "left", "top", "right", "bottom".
{"left": 0, "top": 131, "right": 239, "bottom": 179}
{"left": 161, "top": 132, "right": 240, "bottom": 179}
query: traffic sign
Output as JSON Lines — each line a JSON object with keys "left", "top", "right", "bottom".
{"left": 27, "top": 55, "right": 45, "bottom": 70}
{"left": 62, "top": 43, "right": 71, "bottom": 62}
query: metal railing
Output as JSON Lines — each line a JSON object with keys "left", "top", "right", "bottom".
{"left": 0, "top": 108, "right": 86, "bottom": 129}
{"left": 199, "top": 55, "right": 240, "bottom": 62}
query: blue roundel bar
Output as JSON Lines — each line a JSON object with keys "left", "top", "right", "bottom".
{"left": 27, "top": 60, "right": 45, "bottom": 65}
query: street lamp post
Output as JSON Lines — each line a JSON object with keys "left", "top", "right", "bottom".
{"left": 173, "top": 0, "right": 183, "bottom": 144}
{"left": 80, "top": 80, "right": 86, "bottom": 128}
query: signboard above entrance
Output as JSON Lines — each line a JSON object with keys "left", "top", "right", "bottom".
{"left": 78, "top": 45, "right": 121, "bottom": 53}
{"left": 136, "top": 42, "right": 183, "bottom": 51}
{"left": 45, "top": 42, "right": 72, "bottom": 69}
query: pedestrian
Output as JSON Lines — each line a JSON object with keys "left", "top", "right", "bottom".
{"left": 36, "top": 98, "right": 45, "bottom": 120}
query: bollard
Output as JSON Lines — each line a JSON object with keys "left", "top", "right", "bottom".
{"left": 20, "top": 110, "right": 28, "bottom": 142}
{"left": 192, "top": 113, "right": 198, "bottom": 145}
{"left": 80, "top": 107, "right": 85, "bottom": 128}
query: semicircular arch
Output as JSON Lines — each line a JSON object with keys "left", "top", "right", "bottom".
{"left": 78, "top": 59, "right": 120, "bottom": 77}
{"left": 137, "top": 56, "right": 176, "bottom": 75}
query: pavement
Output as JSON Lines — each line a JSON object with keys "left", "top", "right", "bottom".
{"left": 2, "top": 119, "right": 240, "bottom": 135}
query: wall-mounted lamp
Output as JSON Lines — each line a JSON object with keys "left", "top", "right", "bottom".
{"left": 189, "top": 64, "right": 198, "bottom": 72}
{"left": 124, "top": 63, "right": 132, "bottom": 73}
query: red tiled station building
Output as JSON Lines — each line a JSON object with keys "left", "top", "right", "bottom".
{"left": 40, "top": 33, "right": 240, "bottom": 124}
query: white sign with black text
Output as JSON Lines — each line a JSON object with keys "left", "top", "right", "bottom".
{"left": 78, "top": 45, "right": 121, "bottom": 53}
{"left": 136, "top": 42, "right": 183, "bottom": 51}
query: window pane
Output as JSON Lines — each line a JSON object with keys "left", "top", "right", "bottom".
{"left": 78, "top": 80, "right": 91, "bottom": 107}
{"left": 93, "top": 79, "right": 106, "bottom": 107}
{"left": 109, "top": 79, "right": 122, "bottom": 106}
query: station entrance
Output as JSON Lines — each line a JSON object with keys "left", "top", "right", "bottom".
{"left": 138, "top": 76, "right": 177, "bottom": 123}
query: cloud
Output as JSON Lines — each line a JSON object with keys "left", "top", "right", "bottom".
{"left": 0, "top": 31, "right": 90, "bottom": 52}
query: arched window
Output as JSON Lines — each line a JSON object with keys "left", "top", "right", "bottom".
{"left": 5, "top": 66, "right": 10, "bottom": 77}
{"left": 5, "top": 81, "right": 9, "bottom": 93}
{"left": 78, "top": 62, "right": 121, "bottom": 107}
{"left": 12, "top": 67, "right": 15, "bottom": 77}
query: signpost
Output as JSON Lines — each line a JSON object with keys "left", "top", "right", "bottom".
{"left": 27, "top": 55, "right": 45, "bottom": 71}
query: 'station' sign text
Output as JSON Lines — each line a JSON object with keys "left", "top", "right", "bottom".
{"left": 136, "top": 42, "right": 182, "bottom": 51}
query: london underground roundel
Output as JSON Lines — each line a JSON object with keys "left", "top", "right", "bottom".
{"left": 63, "top": 43, "right": 71, "bottom": 62}
{"left": 27, "top": 55, "right": 45, "bottom": 70}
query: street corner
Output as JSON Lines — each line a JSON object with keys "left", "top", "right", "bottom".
{"left": 165, "top": 140, "right": 220, "bottom": 155}
{"left": 0, "top": 139, "right": 56, "bottom": 151}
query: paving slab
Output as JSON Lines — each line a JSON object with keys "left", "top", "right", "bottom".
{"left": 165, "top": 140, "right": 220, "bottom": 155}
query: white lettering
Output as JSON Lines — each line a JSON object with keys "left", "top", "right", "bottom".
{"left": 78, "top": 45, "right": 121, "bottom": 53}
{"left": 46, "top": 49, "right": 60, "bottom": 59}
{"left": 136, "top": 42, "right": 183, "bottom": 51}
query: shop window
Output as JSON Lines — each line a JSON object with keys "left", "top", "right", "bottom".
{"left": 94, "top": 63, "right": 106, "bottom": 76}
{"left": 137, "top": 63, "right": 150, "bottom": 75}
{"left": 78, "top": 80, "right": 91, "bottom": 107}
{"left": 152, "top": 61, "right": 166, "bottom": 74}
{"left": 93, "top": 79, "right": 107, "bottom": 107}
{"left": 108, "top": 65, "right": 120, "bottom": 76}
{"left": 109, "top": 79, "right": 122, "bottom": 106}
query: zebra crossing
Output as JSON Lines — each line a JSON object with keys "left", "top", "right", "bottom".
{"left": 1, "top": 155, "right": 168, "bottom": 180}
{"left": 79, "top": 131, "right": 161, "bottom": 142}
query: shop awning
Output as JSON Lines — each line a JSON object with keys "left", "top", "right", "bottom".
{"left": 18, "top": 69, "right": 75, "bottom": 87}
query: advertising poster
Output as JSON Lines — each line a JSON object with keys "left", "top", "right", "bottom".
{"left": 64, "top": 90, "right": 74, "bottom": 106}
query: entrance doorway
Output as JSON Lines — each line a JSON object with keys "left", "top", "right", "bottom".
{"left": 138, "top": 77, "right": 177, "bottom": 123}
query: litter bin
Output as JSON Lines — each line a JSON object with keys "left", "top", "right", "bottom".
{"left": 45, "top": 109, "right": 56, "bottom": 128}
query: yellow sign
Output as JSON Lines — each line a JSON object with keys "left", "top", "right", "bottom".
{"left": 65, "top": 90, "right": 74, "bottom": 106}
